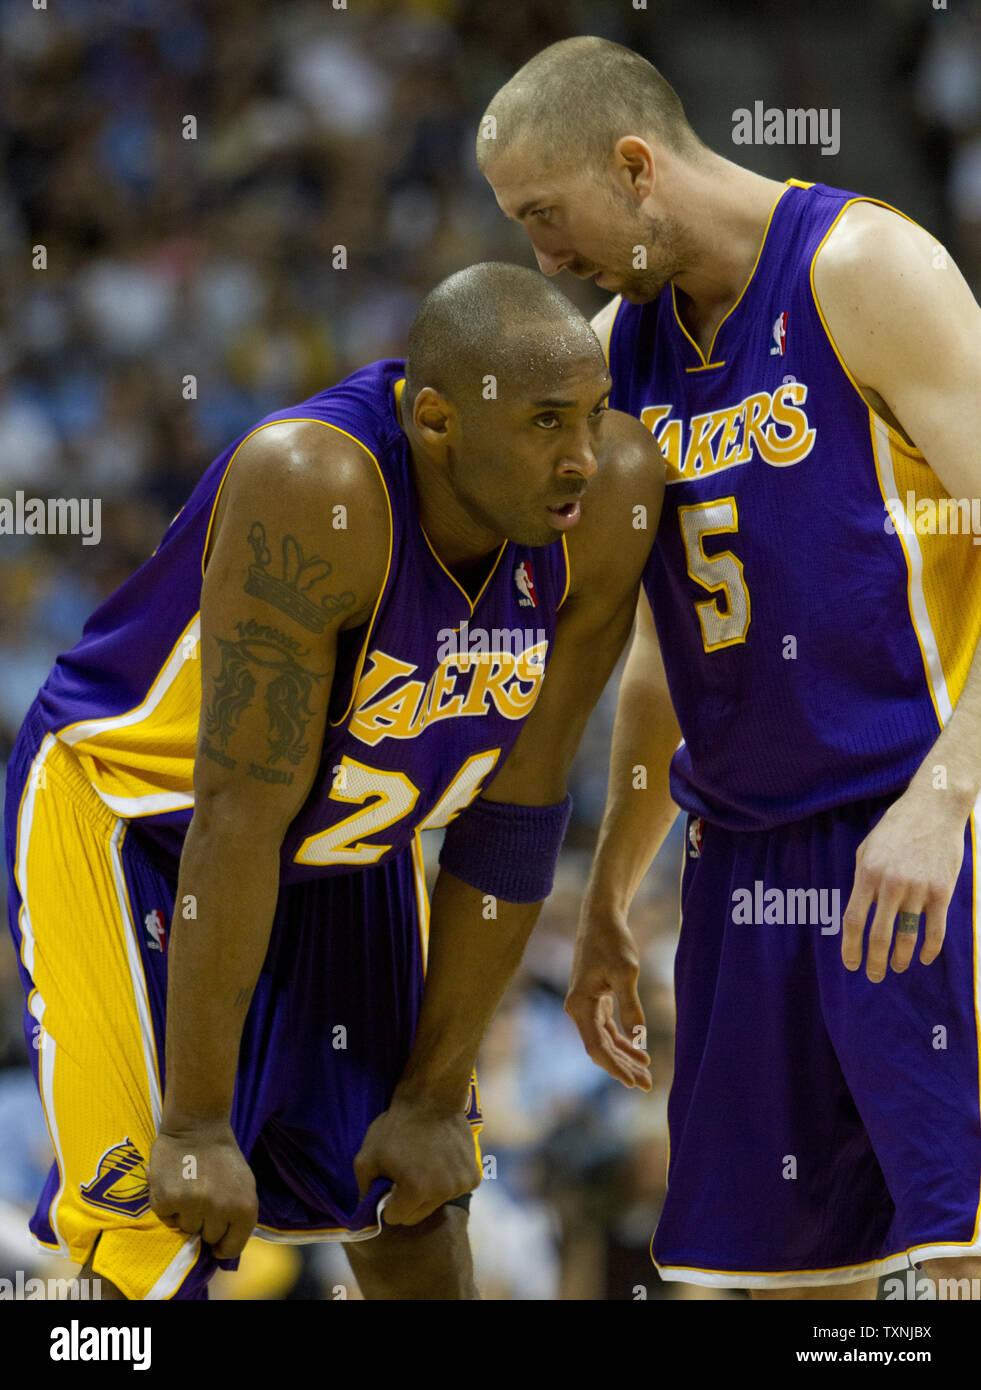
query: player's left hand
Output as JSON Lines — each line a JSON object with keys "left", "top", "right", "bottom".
{"left": 353, "top": 1095, "right": 481, "bottom": 1226}
{"left": 841, "top": 788, "right": 967, "bottom": 981}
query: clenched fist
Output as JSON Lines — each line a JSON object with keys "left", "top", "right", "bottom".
{"left": 148, "top": 1122, "right": 257, "bottom": 1260}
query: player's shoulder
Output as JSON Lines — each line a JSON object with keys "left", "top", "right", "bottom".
{"left": 223, "top": 418, "right": 391, "bottom": 537}
{"left": 595, "top": 407, "right": 665, "bottom": 493}
{"left": 589, "top": 295, "right": 623, "bottom": 360}
{"left": 814, "top": 199, "right": 937, "bottom": 297}
{"left": 564, "top": 407, "right": 663, "bottom": 602}
{"left": 205, "top": 418, "right": 391, "bottom": 620}
{"left": 812, "top": 197, "right": 974, "bottom": 383}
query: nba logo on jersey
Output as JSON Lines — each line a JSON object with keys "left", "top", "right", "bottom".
{"left": 514, "top": 560, "right": 538, "bottom": 608}
{"left": 769, "top": 311, "right": 788, "bottom": 355}
{"left": 144, "top": 908, "right": 167, "bottom": 953}
{"left": 688, "top": 817, "right": 704, "bottom": 858}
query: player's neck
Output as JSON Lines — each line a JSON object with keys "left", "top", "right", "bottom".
{"left": 410, "top": 449, "right": 505, "bottom": 578}
{"left": 669, "top": 157, "right": 790, "bottom": 334}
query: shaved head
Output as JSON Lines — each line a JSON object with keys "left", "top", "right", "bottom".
{"left": 404, "top": 261, "right": 603, "bottom": 411}
{"left": 477, "top": 36, "right": 704, "bottom": 176}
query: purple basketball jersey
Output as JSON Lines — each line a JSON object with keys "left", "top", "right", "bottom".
{"left": 607, "top": 180, "right": 981, "bottom": 831}
{"left": 34, "top": 360, "right": 570, "bottom": 883}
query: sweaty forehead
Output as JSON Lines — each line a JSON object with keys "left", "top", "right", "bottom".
{"left": 506, "top": 341, "right": 611, "bottom": 403}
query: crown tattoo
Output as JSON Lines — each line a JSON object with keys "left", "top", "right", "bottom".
{"left": 244, "top": 521, "right": 355, "bottom": 633}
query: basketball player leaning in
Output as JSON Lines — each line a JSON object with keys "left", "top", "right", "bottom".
{"left": 4, "top": 264, "right": 663, "bottom": 1300}
{"left": 480, "top": 38, "right": 981, "bottom": 1299}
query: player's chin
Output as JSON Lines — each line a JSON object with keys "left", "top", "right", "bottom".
{"left": 510, "top": 516, "right": 568, "bottom": 548}
{"left": 618, "top": 283, "right": 659, "bottom": 305}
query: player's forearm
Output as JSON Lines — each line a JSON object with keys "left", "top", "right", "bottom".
{"left": 907, "top": 636, "right": 981, "bottom": 818}
{"left": 160, "top": 812, "right": 282, "bottom": 1130}
{"left": 585, "top": 664, "right": 681, "bottom": 915}
{"left": 392, "top": 869, "right": 541, "bottom": 1109}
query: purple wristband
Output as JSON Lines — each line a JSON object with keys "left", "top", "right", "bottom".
{"left": 438, "top": 793, "right": 573, "bottom": 903}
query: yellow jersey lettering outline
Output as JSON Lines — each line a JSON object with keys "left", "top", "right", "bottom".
{"left": 642, "top": 383, "right": 816, "bottom": 483}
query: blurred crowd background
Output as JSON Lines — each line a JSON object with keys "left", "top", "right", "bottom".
{"left": 1, "top": 0, "right": 979, "bottom": 1300}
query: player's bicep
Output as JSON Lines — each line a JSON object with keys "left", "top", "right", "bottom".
{"left": 195, "top": 535, "right": 335, "bottom": 835}
{"left": 193, "top": 429, "right": 380, "bottom": 836}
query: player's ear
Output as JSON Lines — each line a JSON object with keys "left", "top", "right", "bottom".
{"left": 412, "top": 387, "right": 455, "bottom": 445}
{"left": 613, "top": 136, "right": 656, "bottom": 201}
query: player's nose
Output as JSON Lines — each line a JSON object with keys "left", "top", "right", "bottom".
{"left": 532, "top": 245, "right": 575, "bottom": 277}
{"left": 557, "top": 429, "right": 599, "bottom": 482}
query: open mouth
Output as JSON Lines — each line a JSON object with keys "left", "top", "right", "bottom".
{"left": 545, "top": 498, "right": 583, "bottom": 530}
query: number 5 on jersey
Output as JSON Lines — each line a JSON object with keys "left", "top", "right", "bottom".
{"left": 678, "top": 497, "right": 751, "bottom": 652}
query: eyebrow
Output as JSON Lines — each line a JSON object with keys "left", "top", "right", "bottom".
{"left": 530, "top": 384, "right": 614, "bottom": 411}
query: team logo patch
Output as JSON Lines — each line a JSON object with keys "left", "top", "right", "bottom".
{"left": 514, "top": 560, "right": 538, "bottom": 608}
{"left": 769, "top": 311, "right": 788, "bottom": 356}
{"left": 688, "top": 816, "right": 704, "bottom": 858}
{"left": 144, "top": 908, "right": 167, "bottom": 953}
{"left": 80, "top": 1139, "right": 151, "bottom": 1217}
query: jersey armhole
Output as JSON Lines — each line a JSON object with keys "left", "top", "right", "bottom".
{"left": 808, "top": 197, "right": 926, "bottom": 459}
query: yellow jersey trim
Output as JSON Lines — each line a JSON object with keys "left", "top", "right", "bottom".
{"left": 557, "top": 533, "right": 571, "bottom": 611}
{"left": 671, "top": 184, "right": 791, "bottom": 368}
{"left": 866, "top": 414, "right": 946, "bottom": 732}
{"left": 53, "top": 613, "right": 201, "bottom": 754}
{"left": 201, "top": 415, "right": 389, "bottom": 581}
{"left": 418, "top": 524, "right": 507, "bottom": 618}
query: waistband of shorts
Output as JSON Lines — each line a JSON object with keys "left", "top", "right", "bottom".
{"left": 19, "top": 699, "right": 119, "bottom": 835}
{"left": 682, "top": 789, "right": 906, "bottom": 839}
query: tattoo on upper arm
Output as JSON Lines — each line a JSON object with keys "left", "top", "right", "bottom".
{"left": 244, "top": 521, "right": 355, "bottom": 633}
{"left": 200, "top": 522, "right": 352, "bottom": 783}
{"left": 204, "top": 618, "right": 325, "bottom": 780}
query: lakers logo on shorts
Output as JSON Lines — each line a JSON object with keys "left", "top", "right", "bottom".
{"left": 80, "top": 1138, "right": 151, "bottom": 1217}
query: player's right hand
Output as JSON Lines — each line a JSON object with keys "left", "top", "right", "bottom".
{"left": 565, "top": 906, "right": 652, "bottom": 1091}
{"left": 147, "top": 1123, "right": 258, "bottom": 1260}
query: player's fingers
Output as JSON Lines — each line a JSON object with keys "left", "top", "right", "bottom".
{"left": 571, "top": 1000, "right": 639, "bottom": 1086}
{"left": 602, "top": 1018, "right": 650, "bottom": 1064}
{"left": 864, "top": 886, "right": 905, "bottom": 982}
{"left": 920, "top": 897, "right": 950, "bottom": 967}
{"left": 152, "top": 1208, "right": 181, "bottom": 1230}
{"left": 382, "top": 1183, "right": 430, "bottom": 1227}
{"left": 601, "top": 1018, "right": 652, "bottom": 1088}
{"left": 353, "top": 1147, "right": 379, "bottom": 1201}
{"left": 213, "top": 1209, "right": 256, "bottom": 1260}
{"left": 200, "top": 1213, "right": 230, "bottom": 1249}
{"left": 176, "top": 1212, "right": 205, "bottom": 1238}
{"left": 597, "top": 1021, "right": 647, "bottom": 1088}
{"left": 841, "top": 871, "right": 875, "bottom": 971}
{"left": 615, "top": 983, "right": 650, "bottom": 1061}
{"left": 888, "top": 906, "right": 922, "bottom": 974}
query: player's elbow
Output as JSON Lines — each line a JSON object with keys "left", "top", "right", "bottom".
{"left": 187, "top": 782, "right": 296, "bottom": 850}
